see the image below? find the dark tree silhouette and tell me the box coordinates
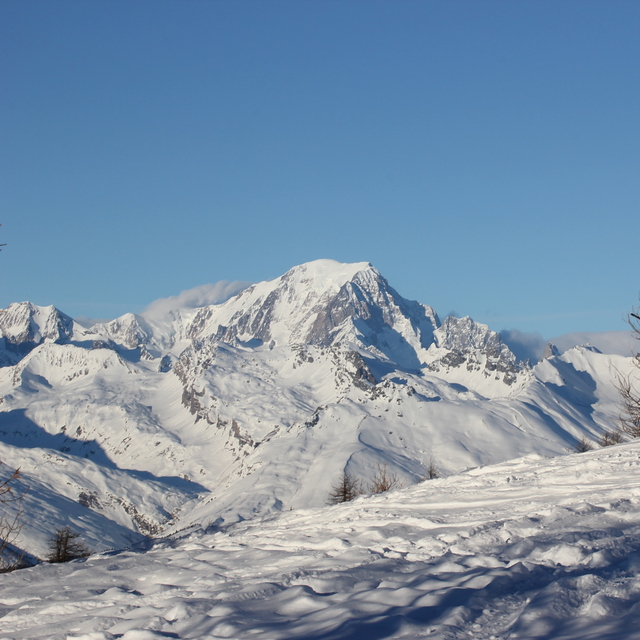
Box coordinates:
[327,471,362,505]
[425,457,440,479]
[47,526,90,563]
[574,436,594,453]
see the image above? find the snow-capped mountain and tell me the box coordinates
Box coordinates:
[0,260,635,559]
[0,302,79,364]
[184,261,438,355]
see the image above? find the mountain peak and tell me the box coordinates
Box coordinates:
[0,301,74,355]
[0,259,624,560]
[282,259,375,287]
[86,313,154,350]
[176,260,442,376]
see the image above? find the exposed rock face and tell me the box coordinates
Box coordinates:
[306,268,439,353]
[428,316,523,385]
[344,350,378,389]
[544,343,560,358]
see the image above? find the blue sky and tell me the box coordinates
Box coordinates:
[1,0,639,339]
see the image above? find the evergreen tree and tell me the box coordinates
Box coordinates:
[47,526,90,563]
[327,471,361,505]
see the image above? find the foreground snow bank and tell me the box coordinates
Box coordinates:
[3,443,640,639]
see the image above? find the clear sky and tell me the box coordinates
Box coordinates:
[1,0,639,339]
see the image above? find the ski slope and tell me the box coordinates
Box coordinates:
[2,441,640,639]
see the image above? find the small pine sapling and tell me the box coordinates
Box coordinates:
[327,471,362,505]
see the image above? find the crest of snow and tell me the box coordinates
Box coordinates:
[185,260,381,345]
[179,260,441,373]
[87,313,154,350]
[3,342,134,389]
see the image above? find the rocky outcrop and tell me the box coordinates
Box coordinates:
[428,316,524,385]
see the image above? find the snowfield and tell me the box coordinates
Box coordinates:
[3,442,640,639]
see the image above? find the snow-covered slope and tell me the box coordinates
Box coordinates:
[3,442,640,639]
[0,260,636,558]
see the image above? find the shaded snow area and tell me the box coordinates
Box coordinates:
[3,443,640,639]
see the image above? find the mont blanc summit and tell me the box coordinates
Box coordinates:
[0,260,631,557]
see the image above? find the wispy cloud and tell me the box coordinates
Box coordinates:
[499,329,546,363]
[500,328,636,363]
[549,331,637,357]
[141,281,252,322]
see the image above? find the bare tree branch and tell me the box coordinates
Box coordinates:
[0,464,28,572]
[617,302,640,437]
[368,463,403,494]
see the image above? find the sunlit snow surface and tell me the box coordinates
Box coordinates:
[3,443,640,639]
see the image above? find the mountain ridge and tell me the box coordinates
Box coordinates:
[0,259,633,558]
